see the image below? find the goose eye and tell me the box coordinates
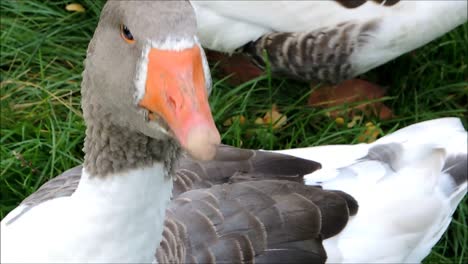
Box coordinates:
[120,24,135,44]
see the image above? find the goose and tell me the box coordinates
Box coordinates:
[0,1,356,263]
[1,1,466,264]
[191,1,467,83]
[275,117,468,262]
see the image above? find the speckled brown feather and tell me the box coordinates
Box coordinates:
[243,20,379,83]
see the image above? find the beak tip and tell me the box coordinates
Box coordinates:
[184,126,221,161]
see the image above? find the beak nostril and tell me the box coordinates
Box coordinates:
[167,96,177,111]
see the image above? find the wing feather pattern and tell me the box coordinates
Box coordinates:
[157,146,356,263]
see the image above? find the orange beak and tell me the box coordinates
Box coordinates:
[139,46,220,161]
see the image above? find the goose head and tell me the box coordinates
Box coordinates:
[81,1,219,162]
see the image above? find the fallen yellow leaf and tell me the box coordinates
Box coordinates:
[66,3,85,13]
[262,104,287,129]
[347,115,362,128]
[335,117,345,126]
[254,105,287,129]
[223,115,246,126]
[254,117,264,125]
[358,122,381,143]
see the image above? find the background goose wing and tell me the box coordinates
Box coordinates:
[193,1,466,82]
[3,165,82,225]
[21,165,82,206]
[192,1,466,53]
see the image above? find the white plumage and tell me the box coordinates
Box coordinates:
[1,165,173,263]
[276,117,467,262]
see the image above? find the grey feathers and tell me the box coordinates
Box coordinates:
[83,116,180,178]
[243,20,379,83]
[5,166,82,225]
[172,144,321,196]
[443,154,468,186]
[158,146,356,263]
[80,0,192,179]
[21,165,82,206]
[158,180,357,263]
[361,143,403,170]
[362,143,468,187]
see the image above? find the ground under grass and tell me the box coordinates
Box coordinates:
[1,1,467,263]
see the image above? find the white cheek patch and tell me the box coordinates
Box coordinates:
[151,36,197,51]
[134,44,151,103]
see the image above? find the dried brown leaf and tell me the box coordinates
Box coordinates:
[308,79,394,120]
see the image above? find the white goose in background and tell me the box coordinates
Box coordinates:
[191,0,468,83]
[275,117,467,262]
[1,1,467,264]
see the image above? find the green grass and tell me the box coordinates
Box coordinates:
[1,1,467,263]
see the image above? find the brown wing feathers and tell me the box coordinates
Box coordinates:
[158,181,357,263]
[21,165,83,206]
[158,147,358,263]
[172,145,322,197]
